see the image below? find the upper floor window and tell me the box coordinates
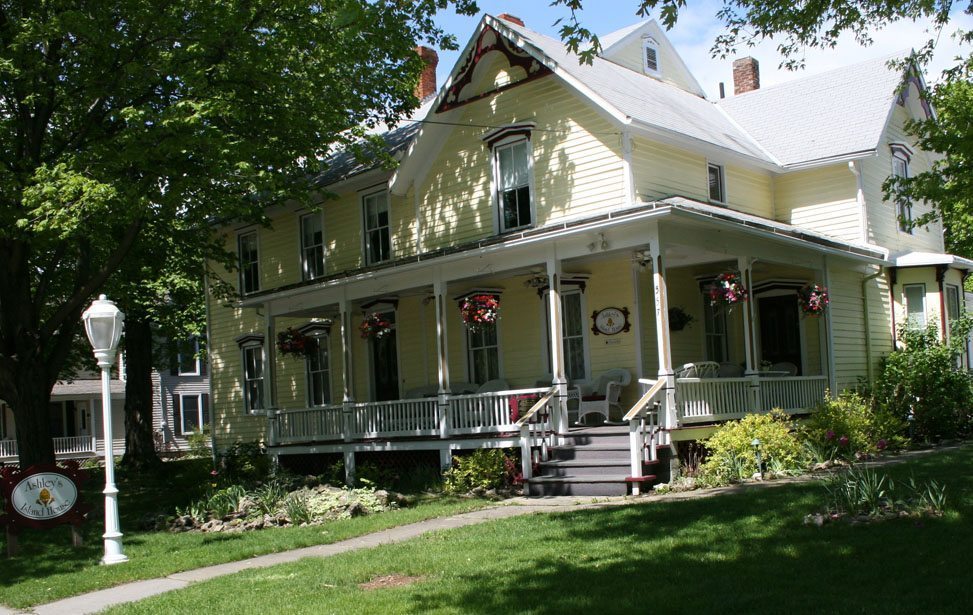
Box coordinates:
[177,338,201,376]
[300,212,326,280]
[642,37,660,75]
[238,231,260,294]
[241,341,264,413]
[362,191,391,265]
[903,283,926,329]
[495,139,532,232]
[707,163,725,205]
[891,144,913,233]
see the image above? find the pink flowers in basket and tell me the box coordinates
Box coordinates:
[460,294,500,331]
[359,313,392,339]
[798,284,830,316]
[276,328,317,358]
[708,272,748,306]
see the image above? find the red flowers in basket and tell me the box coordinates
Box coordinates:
[798,284,829,316]
[708,272,748,306]
[460,294,500,331]
[359,313,392,339]
[276,328,317,358]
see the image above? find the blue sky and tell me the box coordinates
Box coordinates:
[431,1,973,100]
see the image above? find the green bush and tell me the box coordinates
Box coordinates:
[876,320,973,441]
[219,442,272,485]
[442,448,520,495]
[355,460,398,489]
[185,428,212,460]
[698,411,807,487]
[799,392,907,459]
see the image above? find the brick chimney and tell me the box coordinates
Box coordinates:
[415,46,439,102]
[497,13,525,27]
[732,57,760,95]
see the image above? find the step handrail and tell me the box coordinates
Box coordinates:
[623,378,665,421]
[515,386,558,427]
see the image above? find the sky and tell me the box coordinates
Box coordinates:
[432,0,973,100]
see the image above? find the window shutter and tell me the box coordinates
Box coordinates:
[172,394,182,436]
[645,46,658,72]
[200,353,207,376]
[201,394,210,427]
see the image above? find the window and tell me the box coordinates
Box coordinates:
[494,139,532,232]
[238,231,260,294]
[946,284,961,326]
[363,191,391,265]
[891,144,912,233]
[904,284,927,328]
[642,37,660,74]
[468,323,500,385]
[545,291,588,381]
[300,213,326,280]
[306,335,331,407]
[703,299,729,362]
[242,343,264,412]
[177,338,201,376]
[707,163,725,204]
[176,394,209,435]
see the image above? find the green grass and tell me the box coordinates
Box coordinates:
[0,459,486,609]
[110,446,973,614]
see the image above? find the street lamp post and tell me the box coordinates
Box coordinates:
[82,294,128,565]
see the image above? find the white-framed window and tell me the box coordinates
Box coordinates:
[544,290,589,381]
[642,36,660,75]
[362,190,391,265]
[494,138,533,232]
[177,338,201,376]
[891,144,913,233]
[175,393,209,435]
[946,283,961,326]
[306,334,332,407]
[242,342,264,413]
[238,231,260,294]
[703,298,729,362]
[903,283,927,329]
[707,163,725,205]
[300,212,326,280]
[468,323,501,385]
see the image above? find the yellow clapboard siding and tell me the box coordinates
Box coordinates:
[775,164,862,243]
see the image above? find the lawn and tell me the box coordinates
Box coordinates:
[109,445,973,614]
[0,459,487,610]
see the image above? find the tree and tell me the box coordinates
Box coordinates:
[0,0,475,467]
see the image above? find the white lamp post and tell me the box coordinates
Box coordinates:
[82,294,128,565]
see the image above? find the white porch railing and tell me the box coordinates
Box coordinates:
[0,439,15,459]
[676,375,828,424]
[276,405,344,444]
[448,388,548,435]
[0,436,97,460]
[350,398,440,439]
[760,376,829,412]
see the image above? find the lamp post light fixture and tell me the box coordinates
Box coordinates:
[82,294,128,565]
[751,438,763,480]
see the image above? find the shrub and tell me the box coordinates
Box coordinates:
[355,460,398,489]
[823,467,947,518]
[185,428,212,460]
[219,442,272,484]
[442,448,520,495]
[799,392,907,459]
[876,320,973,441]
[697,411,807,487]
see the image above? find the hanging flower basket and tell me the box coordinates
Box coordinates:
[276,328,317,358]
[359,313,393,340]
[668,307,694,331]
[798,284,830,316]
[708,272,748,306]
[460,294,500,331]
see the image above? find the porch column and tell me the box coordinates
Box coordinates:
[546,253,568,434]
[338,297,355,446]
[647,224,676,432]
[737,256,761,411]
[433,272,452,440]
[822,256,838,394]
[262,304,278,446]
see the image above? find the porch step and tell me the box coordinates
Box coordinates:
[550,444,629,462]
[538,458,658,477]
[560,425,631,447]
[526,474,658,497]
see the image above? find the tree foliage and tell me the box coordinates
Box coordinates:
[0,0,476,465]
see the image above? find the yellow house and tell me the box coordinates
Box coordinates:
[205,14,970,495]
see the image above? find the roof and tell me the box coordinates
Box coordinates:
[894,251,973,270]
[51,378,125,399]
[717,53,909,167]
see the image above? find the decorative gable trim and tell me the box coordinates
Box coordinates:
[436,25,552,113]
[297,321,333,337]
[481,122,536,147]
[235,333,264,347]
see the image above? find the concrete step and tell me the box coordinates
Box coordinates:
[525,474,657,497]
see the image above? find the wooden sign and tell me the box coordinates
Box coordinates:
[1,462,90,556]
[591,307,630,335]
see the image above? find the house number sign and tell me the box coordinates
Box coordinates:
[591,307,630,335]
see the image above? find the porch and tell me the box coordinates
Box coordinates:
[0,435,98,463]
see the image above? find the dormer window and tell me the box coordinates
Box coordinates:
[891,143,913,233]
[483,123,535,233]
[642,37,660,75]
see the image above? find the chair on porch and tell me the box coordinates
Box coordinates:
[718,362,744,378]
[477,379,510,393]
[675,361,720,379]
[574,368,631,424]
[770,362,798,376]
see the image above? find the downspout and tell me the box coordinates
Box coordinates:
[861,269,883,387]
[848,161,868,244]
[936,265,949,341]
[621,130,635,206]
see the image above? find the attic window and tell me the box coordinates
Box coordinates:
[642,37,660,75]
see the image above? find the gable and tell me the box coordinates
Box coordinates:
[598,20,706,98]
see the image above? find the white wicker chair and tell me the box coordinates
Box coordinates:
[575,369,631,424]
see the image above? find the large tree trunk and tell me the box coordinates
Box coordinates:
[9,367,56,467]
[121,316,161,472]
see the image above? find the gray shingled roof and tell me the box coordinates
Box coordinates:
[312,122,420,188]
[497,18,771,162]
[717,52,908,167]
